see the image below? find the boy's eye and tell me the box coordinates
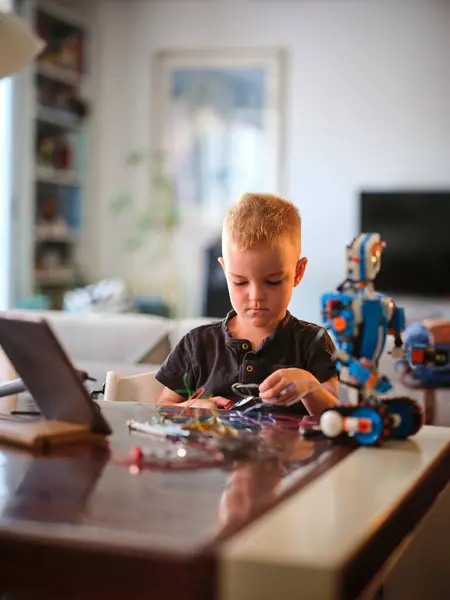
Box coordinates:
[266,280,283,286]
[233,281,248,286]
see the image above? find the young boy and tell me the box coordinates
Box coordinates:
[156,193,339,417]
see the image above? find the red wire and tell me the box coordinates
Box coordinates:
[112,453,223,471]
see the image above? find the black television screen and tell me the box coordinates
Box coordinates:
[360,191,450,297]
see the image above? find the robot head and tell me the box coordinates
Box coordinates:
[346,233,385,284]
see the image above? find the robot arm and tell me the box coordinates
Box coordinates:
[408,345,449,368]
[385,302,408,362]
[394,320,450,372]
[388,304,405,349]
[334,349,392,399]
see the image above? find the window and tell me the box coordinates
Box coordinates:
[0,0,13,308]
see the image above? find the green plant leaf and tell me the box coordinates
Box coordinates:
[124,234,143,253]
[152,150,165,165]
[147,245,167,262]
[164,205,180,229]
[125,150,145,167]
[135,212,153,232]
[153,174,173,191]
[109,193,133,215]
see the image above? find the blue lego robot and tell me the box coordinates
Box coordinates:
[318,233,448,446]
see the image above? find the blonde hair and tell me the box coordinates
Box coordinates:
[223,193,301,251]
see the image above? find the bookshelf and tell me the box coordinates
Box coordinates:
[31,0,90,309]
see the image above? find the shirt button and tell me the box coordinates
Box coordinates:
[246,365,254,373]
[242,343,249,350]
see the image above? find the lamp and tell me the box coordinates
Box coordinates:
[0,10,45,79]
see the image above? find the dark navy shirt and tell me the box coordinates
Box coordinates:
[155,310,337,416]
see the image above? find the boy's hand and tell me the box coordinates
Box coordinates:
[183,397,230,409]
[179,396,231,409]
[180,398,217,409]
[158,387,230,410]
[259,368,319,406]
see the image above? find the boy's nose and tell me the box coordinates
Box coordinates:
[248,284,265,301]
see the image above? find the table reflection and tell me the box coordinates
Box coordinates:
[1,443,109,523]
[217,427,322,534]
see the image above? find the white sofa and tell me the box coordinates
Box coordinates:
[3,309,219,390]
[1,308,430,408]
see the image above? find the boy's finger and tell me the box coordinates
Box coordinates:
[273,391,299,406]
[260,380,289,401]
[269,385,299,406]
[260,381,312,403]
[213,397,230,408]
[279,383,296,396]
[190,399,213,408]
[259,369,285,392]
[260,381,298,404]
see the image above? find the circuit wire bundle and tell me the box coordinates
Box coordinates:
[113,374,316,473]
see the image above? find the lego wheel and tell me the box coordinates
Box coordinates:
[383,397,424,439]
[319,402,392,446]
[351,402,392,446]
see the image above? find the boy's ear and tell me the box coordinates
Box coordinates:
[218,257,225,271]
[294,257,308,287]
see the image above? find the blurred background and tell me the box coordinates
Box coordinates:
[1,0,450,324]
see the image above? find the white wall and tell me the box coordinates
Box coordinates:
[92,0,450,322]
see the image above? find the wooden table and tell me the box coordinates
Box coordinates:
[0,402,448,600]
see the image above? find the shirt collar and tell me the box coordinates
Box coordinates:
[222,309,292,349]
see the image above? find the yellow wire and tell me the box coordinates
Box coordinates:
[176,390,240,438]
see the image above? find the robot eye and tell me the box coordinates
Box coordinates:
[371,241,386,258]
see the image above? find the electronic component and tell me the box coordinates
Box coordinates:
[127,419,190,439]
[117,405,281,472]
[230,383,262,409]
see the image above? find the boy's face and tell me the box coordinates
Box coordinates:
[219,238,307,329]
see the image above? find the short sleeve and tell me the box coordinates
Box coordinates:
[306,329,337,383]
[155,333,198,396]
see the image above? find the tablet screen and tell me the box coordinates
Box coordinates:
[0,312,112,435]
